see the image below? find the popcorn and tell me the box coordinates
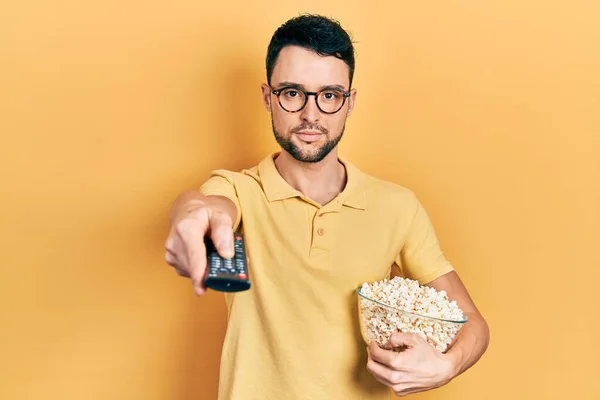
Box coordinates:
[358,277,466,353]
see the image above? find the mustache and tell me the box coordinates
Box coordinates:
[290,123,328,135]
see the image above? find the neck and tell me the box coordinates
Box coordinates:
[274,150,346,206]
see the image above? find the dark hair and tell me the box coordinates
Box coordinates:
[266,14,356,87]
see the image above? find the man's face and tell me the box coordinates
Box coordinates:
[261,46,357,163]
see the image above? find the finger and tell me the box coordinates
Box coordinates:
[386,332,420,350]
[165,250,178,266]
[368,341,406,371]
[176,215,210,295]
[165,241,193,287]
[394,386,421,397]
[186,230,208,295]
[165,239,194,277]
[366,353,407,387]
[366,356,394,387]
[165,234,189,269]
[208,211,234,258]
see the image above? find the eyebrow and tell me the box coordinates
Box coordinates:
[275,81,348,92]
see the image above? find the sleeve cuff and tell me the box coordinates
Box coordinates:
[414,263,454,285]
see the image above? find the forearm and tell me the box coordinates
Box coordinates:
[168,191,238,227]
[445,311,490,379]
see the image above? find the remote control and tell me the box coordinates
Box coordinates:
[204,233,251,292]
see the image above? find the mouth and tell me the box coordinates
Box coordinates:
[295,130,323,143]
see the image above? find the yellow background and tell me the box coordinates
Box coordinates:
[1,1,599,399]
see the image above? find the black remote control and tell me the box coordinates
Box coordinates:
[204,233,251,292]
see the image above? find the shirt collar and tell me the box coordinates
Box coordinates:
[257,152,366,210]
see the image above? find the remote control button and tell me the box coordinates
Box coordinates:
[238,273,247,280]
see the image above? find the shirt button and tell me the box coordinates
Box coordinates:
[317,228,325,236]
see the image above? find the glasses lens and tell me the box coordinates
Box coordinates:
[317,90,345,113]
[278,88,306,112]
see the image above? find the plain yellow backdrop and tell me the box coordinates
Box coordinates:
[1,0,599,399]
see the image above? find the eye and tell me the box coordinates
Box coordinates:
[321,91,340,101]
[283,89,299,98]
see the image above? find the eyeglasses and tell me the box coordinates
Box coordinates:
[269,85,351,114]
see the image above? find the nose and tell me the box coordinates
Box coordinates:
[299,95,320,124]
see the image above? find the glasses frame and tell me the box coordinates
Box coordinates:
[269,85,351,114]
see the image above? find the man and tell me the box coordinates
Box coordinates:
[165,14,489,399]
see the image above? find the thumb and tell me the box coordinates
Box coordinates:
[208,211,235,259]
[385,332,419,351]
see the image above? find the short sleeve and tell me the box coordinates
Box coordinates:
[199,170,242,232]
[396,196,454,284]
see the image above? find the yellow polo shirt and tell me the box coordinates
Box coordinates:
[199,152,454,400]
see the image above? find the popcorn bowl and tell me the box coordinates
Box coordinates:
[357,286,468,353]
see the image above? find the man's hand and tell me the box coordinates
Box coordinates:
[366,332,456,397]
[164,193,237,295]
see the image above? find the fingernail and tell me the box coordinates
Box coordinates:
[219,241,234,258]
[222,247,233,257]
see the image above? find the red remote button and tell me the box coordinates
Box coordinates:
[238,273,247,280]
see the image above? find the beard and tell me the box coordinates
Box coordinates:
[271,118,345,163]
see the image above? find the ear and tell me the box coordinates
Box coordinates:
[345,88,358,118]
[261,83,272,112]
